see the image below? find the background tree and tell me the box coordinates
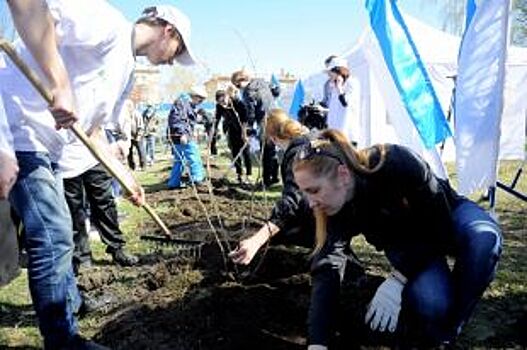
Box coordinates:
[513,0,527,45]
[160,66,200,103]
[418,0,527,46]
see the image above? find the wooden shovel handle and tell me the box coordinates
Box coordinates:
[0,39,172,238]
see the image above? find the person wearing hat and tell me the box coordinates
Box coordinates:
[1,1,196,348]
[324,56,359,145]
[167,86,207,189]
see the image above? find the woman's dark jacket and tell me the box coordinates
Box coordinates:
[306,143,462,345]
[215,98,248,143]
[269,136,313,237]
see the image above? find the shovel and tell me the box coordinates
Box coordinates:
[0,38,174,239]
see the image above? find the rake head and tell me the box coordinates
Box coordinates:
[140,235,204,260]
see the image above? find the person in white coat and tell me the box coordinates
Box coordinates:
[325,56,359,145]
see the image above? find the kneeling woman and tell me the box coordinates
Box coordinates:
[229,109,313,265]
[291,130,501,348]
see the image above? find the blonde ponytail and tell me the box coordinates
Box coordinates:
[313,209,328,254]
[294,129,387,254]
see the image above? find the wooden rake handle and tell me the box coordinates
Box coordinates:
[0,39,173,238]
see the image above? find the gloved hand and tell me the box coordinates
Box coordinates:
[307,345,327,350]
[365,272,406,333]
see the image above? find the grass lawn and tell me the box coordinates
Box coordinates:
[0,144,525,349]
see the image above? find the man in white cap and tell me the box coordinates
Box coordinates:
[167,85,207,189]
[0,1,196,348]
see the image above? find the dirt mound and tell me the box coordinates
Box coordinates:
[87,239,388,350]
[72,170,526,350]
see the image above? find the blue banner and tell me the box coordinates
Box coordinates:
[270,74,280,88]
[288,80,305,120]
[465,0,477,30]
[365,0,451,148]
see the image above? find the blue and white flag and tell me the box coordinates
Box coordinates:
[365,0,452,149]
[465,0,477,30]
[454,0,510,195]
[270,74,280,88]
[289,80,305,120]
[270,73,282,108]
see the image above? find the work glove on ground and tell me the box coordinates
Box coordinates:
[307,345,327,350]
[365,271,406,333]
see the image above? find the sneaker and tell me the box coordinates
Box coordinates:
[110,249,139,267]
[167,183,187,190]
[76,293,115,318]
[60,334,111,350]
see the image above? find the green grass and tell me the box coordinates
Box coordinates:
[0,142,524,348]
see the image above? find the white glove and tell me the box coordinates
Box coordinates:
[365,272,406,333]
[307,345,328,350]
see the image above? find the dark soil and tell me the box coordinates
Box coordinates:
[74,174,526,350]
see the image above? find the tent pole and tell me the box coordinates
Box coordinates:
[488,185,496,213]
[495,159,527,202]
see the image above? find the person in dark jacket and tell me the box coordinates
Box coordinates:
[167,86,207,189]
[229,108,313,262]
[275,129,499,349]
[215,88,252,184]
[231,70,279,187]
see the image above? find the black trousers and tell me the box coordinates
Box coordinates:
[262,141,279,185]
[63,163,125,265]
[228,135,252,177]
[128,138,145,170]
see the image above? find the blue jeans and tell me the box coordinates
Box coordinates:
[389,199,502,344]
[167,141,205,188]
[105,129,122,198]
[9,152,81,349]
[144,135,156,164]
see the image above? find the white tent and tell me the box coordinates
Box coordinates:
[302,14,527,165]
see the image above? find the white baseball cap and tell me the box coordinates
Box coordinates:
[189,85,207,99]
[326,56,348,71]
[141,5,197,66]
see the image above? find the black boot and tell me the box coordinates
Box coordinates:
[110,249,138,266]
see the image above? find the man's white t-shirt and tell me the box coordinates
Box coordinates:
[0,0,136,178]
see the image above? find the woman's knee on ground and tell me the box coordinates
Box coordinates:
[404,277,450,324]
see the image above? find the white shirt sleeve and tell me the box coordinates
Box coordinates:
[0,96,15,159]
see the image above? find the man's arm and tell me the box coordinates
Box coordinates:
[0,105,18,199]
[7,0,77,129]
